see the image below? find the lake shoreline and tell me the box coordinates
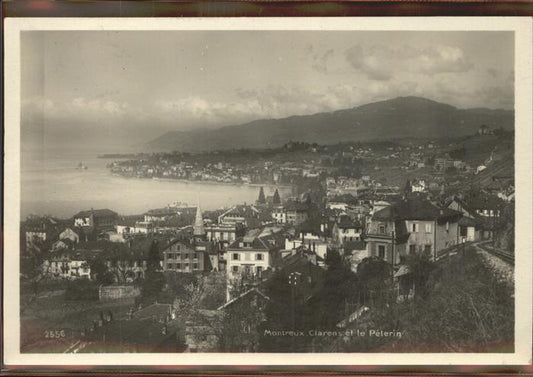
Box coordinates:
[110,173,294,190]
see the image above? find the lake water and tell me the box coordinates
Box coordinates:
[21,148,291,219]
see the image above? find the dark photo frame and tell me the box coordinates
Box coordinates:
[3,3,532,376]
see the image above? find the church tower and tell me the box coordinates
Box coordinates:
[193,201,206,243]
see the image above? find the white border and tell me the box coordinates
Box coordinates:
[4,17,532,366]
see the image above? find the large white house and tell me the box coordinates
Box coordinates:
[226,229,278,279]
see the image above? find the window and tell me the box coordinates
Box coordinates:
[256,253,263,261]
[411,223,418,232]
[167,263,173,269]
[175,263,181,270]
[378,245,385,259]
[232,266,239,273]
[409,245,416,254]
[193,263,198,269]
[232,253,240,261]
[379,225,386,234]
[425,223,432,233]
[181,253,186,260]
[256,266,263,275]
[424,245,431,254]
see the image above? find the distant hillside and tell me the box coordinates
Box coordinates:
[145,96,514,152]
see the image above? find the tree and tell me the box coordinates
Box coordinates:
[219,294,268,352]
[140,269,166,304]
[273,189,281,205]
[398,250,513,352]
[20,236,53,311]
[356,257,393,308]
[317,249,358,327]
[257,186,266,204]
[146,239,161,272]
[259,270,310,352]
[403,248,434,302]
[90,257,115,285]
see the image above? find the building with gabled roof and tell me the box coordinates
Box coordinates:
[73,208,118,232]
[22,215,64,249]
[143,205,196,223]
[226,230,279,281]
[217,204,261,228]
[162,203,218,272]
[161,238,213,273]
[272,200,310,225]
[366,197,462,264]
[331,215,364,245]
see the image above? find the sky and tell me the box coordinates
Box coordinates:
[21,30,514,150]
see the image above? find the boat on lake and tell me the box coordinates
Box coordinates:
[76,162,88,170]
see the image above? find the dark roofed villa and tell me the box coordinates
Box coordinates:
[372,198,462,223]
[73,209,118,232]
[367,197,463,265]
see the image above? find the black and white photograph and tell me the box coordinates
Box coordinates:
[3,17,532,365]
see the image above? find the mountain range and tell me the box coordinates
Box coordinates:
[144,96,514,153]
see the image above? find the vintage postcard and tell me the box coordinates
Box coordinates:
[3,17,532,367]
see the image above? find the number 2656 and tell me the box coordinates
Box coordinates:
[44,330,66,338]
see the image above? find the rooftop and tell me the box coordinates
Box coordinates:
[373,198,462,222]
[73,209,118,219]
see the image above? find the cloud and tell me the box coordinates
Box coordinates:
[310,49,334,74]
[345,43,473,81]
[345,45,396,81]
[23,96,133,124]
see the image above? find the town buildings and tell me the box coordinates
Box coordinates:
[272,201,310,225]
[205,222,245,250]
[162,204,217,272]
[43,250,96,279]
